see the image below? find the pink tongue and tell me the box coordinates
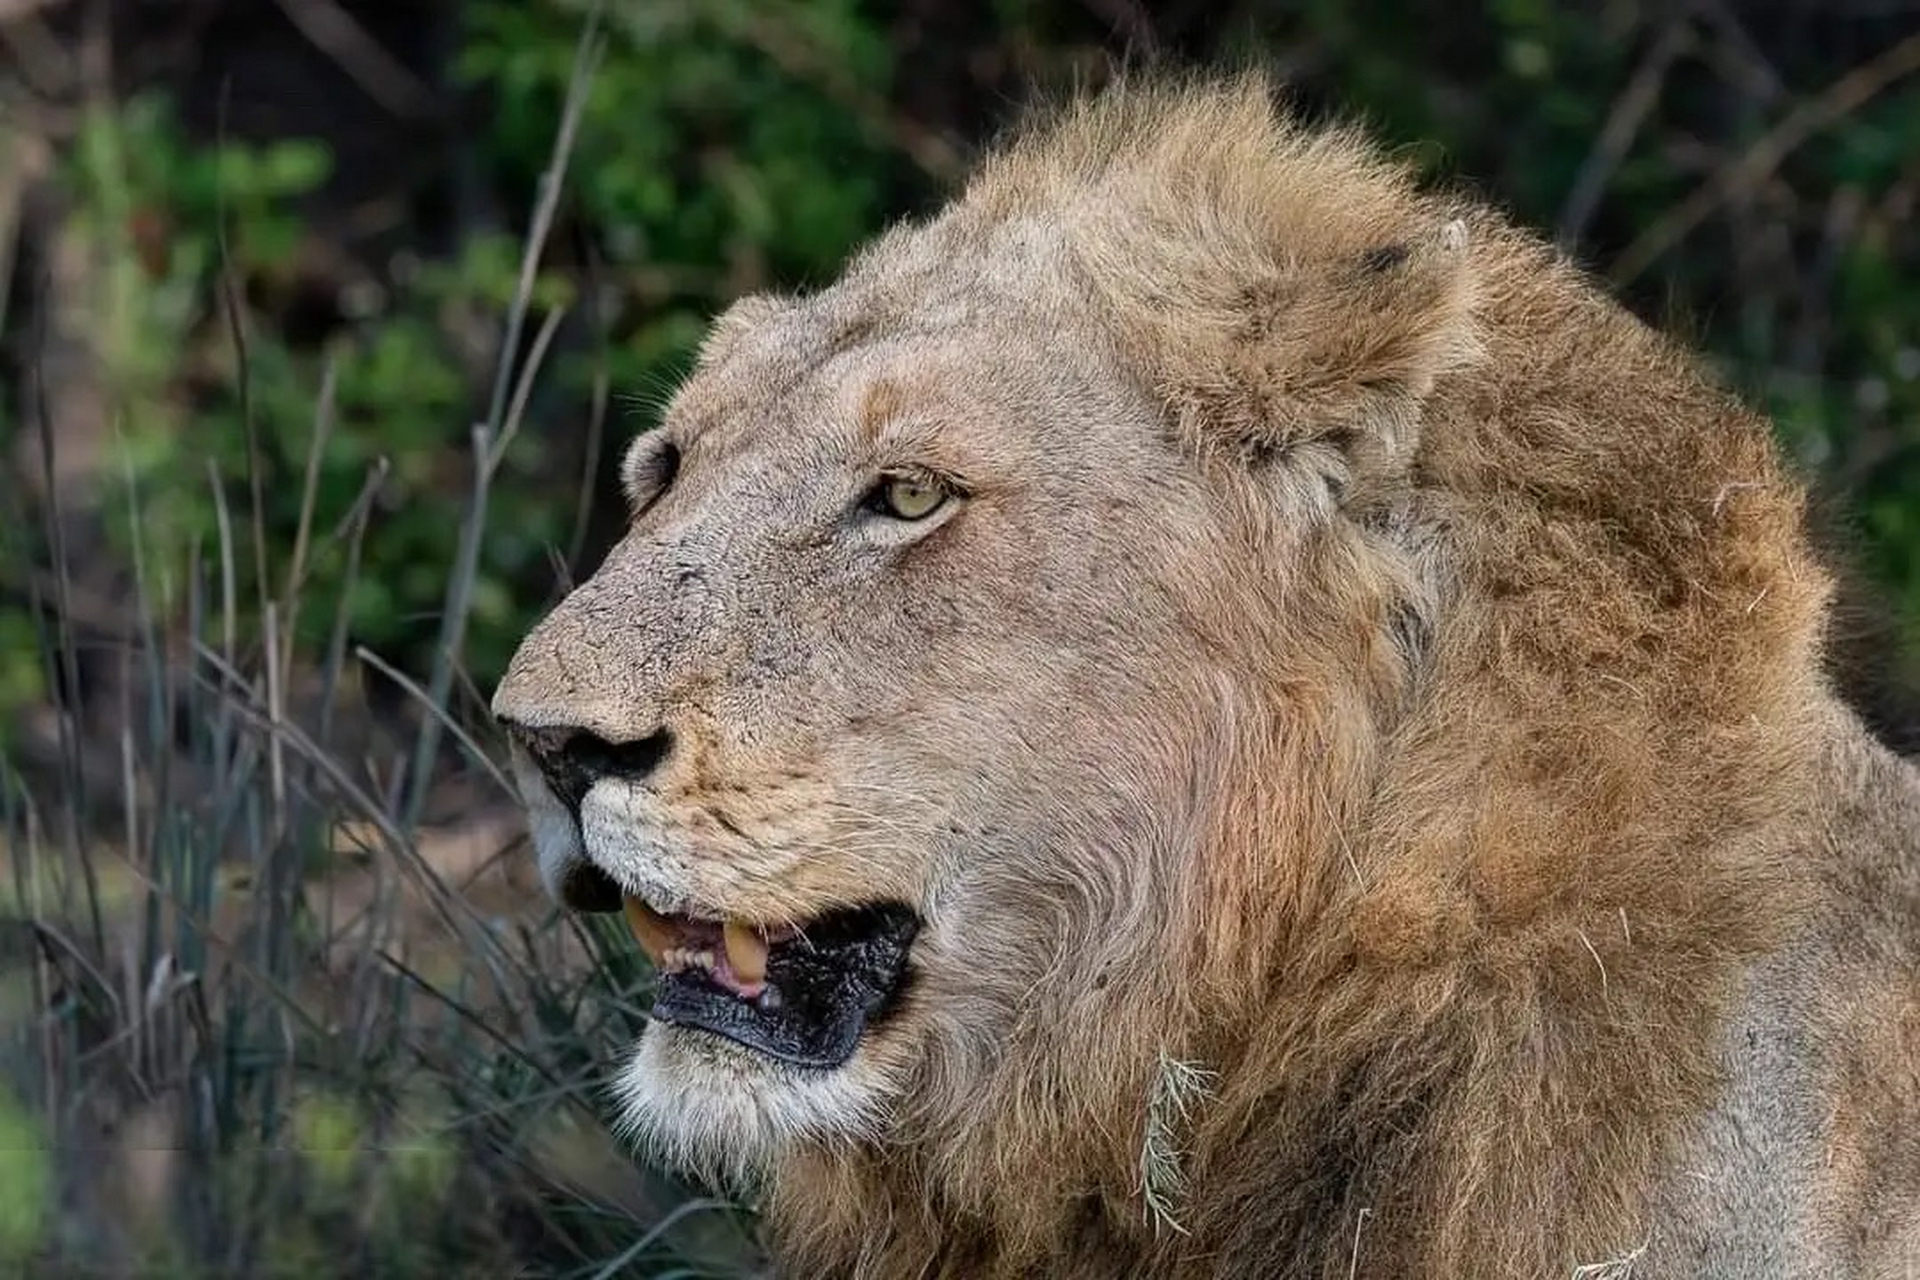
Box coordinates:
[620,899,776,1000]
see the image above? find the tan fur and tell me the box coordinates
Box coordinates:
[492,74,1920,1278]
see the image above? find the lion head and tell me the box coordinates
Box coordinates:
[492,77,1892,1277]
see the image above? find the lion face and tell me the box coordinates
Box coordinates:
[491,250,1236,1175]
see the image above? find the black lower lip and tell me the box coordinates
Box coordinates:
[648,903,919,1069]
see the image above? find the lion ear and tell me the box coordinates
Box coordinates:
[1170,218,1479,499]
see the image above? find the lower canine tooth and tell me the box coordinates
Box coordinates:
[723,919,769,986]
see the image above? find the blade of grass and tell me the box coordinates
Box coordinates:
[26,270,103,954]
[566,263,614,578]
[278,355,339,687]
[355,647,514,795]
[575,1197,738,1280]
[317,458,389,754]
[212,82,272,655]
[399,6,605,838]
[192,643,510,966]
[484,302,569,477]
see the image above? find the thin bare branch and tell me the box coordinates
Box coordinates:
[1612,30,1920,287]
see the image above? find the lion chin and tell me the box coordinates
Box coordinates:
[611,1021,898,1188]
[493,71,1920,1280]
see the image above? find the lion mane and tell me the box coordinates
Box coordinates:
[766,78,1920,1278]
[497,75,1920,1278]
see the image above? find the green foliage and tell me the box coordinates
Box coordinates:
[0,1091,50,1268]
[20,0,913,696]
[60,93,328,429]
[0,511,41,747]
[458,0,905,401]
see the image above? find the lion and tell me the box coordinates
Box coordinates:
[490,75,1920,1278]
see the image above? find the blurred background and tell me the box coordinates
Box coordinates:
[0,0,1916,1275]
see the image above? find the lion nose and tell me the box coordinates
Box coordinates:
[501,720,675,812]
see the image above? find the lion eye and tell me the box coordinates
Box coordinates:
[874,476,948,521]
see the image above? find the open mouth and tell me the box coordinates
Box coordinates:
[623,897,919,1069]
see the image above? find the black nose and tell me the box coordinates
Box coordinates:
[504,722,674,812]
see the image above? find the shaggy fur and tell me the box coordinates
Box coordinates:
[492,75,1920,1278]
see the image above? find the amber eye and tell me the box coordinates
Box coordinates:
[873,475,948,521]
